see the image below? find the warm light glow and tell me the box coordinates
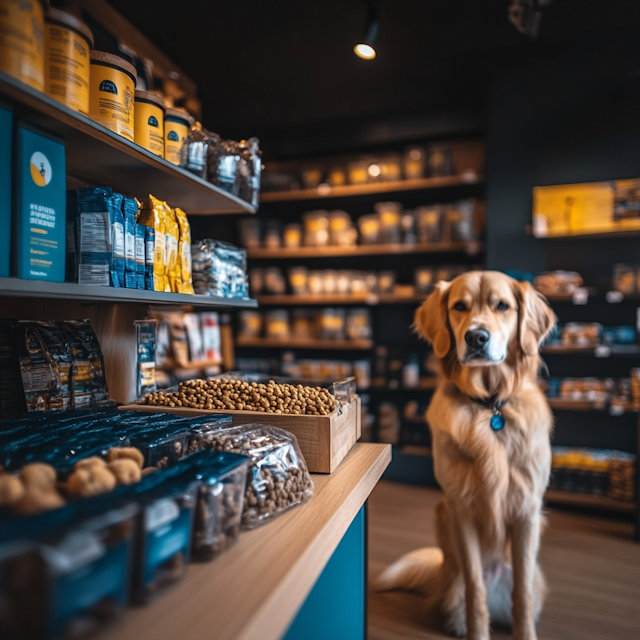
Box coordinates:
[354,43,376,59]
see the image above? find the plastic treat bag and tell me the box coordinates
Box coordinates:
[191,239,248,299]
[165,206,180,293]
[138,195,166,291]
[107,193,125,287]
[123,196,139,288]
[175,207,194,294]
[199,423,314,529]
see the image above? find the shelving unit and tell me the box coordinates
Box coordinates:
[0,73,255,214]
[544,490,636,513]
[247,241,482,259]
[0,277,257,308]
[236,337,373,350]
[260,174,483,202]
[257,293,426,306]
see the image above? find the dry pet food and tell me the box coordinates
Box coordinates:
[144,377,337,415]
[200,424,314,528]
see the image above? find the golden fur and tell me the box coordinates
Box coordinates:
[376,271,556,640]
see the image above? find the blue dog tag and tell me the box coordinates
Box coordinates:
[490,413,505,431]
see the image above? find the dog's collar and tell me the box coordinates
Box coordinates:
[469,394,507,431]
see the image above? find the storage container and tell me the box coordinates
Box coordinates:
[134,90,165,157]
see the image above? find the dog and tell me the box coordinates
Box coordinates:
[375,271,556,640]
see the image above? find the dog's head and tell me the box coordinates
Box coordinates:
[415,271,555,368]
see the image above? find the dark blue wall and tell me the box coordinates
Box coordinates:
[486,33,640,284]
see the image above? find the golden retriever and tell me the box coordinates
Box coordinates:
[375,271,556,640]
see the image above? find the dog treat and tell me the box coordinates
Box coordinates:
[67,465,117,497]
[74,455,107,471]
[107,459,142,485]
[143,377,337,415]
[200,424,314,528]
[20,463,57,488]
[107,446,145,469]
[14,485,65,514]
[0,474,25,506]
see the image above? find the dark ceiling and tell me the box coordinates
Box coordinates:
[109,0,640,157]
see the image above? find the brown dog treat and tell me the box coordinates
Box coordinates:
[0,475,25,506]
[14,486,65,514]
[107,447,144,469]
[74,456,107,471]
[67,466,117,498]
[141,466,159,477]
[107,459,142,485]
[20,463,57,489]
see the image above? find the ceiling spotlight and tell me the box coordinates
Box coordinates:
[354,0,379,60]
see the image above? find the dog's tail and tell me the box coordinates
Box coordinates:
[373,547,444,596]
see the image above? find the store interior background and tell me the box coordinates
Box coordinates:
[3,0,640,637]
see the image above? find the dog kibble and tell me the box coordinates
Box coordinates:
[143,378,337,416]
[200,424,314,528]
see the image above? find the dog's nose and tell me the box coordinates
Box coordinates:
[465,328,490,350]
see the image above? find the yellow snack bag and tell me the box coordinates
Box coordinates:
[164,206,180,293]
[138,195,166,291]
[175,207,194,294]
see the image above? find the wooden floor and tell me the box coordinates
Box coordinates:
[368,481,640,640]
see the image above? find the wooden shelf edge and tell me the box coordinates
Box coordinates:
[0,277,258,308]
[247,241,483,259]
[256,294,426,306]
[260,174,483,202]
[102,443,391,640]
[236,337,374,350]
[545,489,636,513]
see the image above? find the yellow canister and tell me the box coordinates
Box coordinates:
[44,8,93,114]
[164,107,193,166]
[89,50,136,141]
[134,90,165,157]
[0,0,47,90]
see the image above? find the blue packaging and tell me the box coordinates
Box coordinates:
[123,196,138,288]
[135,223,146,289]
[0,496,137,640]
[76,187,112,287]
[0,105,11,277]
[13,121,66,282]
[108,193,125,287]
[145,226,155,290]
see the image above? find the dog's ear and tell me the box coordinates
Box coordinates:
[515,280,556,356]
[414,281,452,358]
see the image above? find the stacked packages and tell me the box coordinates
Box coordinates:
[66,189,194,293]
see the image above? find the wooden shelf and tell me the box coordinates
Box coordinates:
[371,378,439,391]
[545,489,636,513]
[236,336,374,350]
[156,359,222,372]
[0,72,255,215]
[256,293,426,306]
[104,443,391,640]
[247,241,482,260]
[542,344,640,357]
[0,277,258,308]
[546,397,639,414]
[259,174,483,202]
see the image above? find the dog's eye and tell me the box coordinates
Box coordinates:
[453,301,467,312]
[496,301,509,311]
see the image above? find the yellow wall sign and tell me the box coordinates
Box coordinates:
[532,178,640,237]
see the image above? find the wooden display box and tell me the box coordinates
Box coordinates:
[119,395,361,473]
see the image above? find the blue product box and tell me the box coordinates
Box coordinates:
[0,105,11,277]
[13,121,66,282]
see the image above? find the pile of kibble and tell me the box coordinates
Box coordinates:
[143,378,337,415]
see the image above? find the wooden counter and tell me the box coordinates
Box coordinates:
[108,443,391,640]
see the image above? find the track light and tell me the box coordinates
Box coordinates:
[354,0,379,60]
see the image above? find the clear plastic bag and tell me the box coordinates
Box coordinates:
[191,240,248,299]
[200,424,314,528]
